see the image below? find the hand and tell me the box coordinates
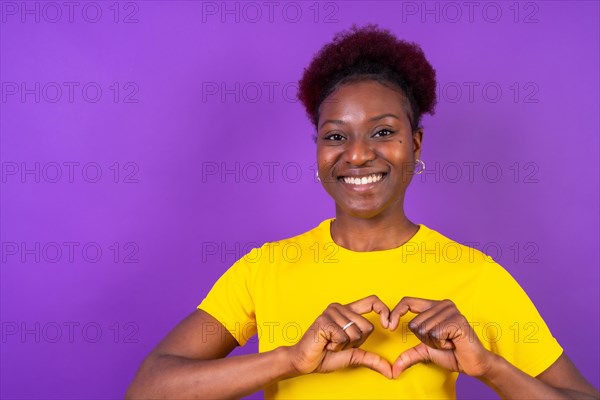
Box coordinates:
[287,295,393,379]
[388,297,495,379]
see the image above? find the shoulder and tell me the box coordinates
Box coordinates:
[416,223,495,268]
[237,218,333,265]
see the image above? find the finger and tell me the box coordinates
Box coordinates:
[389,297,438,331]
[323,348,393,379]
[345,295,390,329]
[392,343,431,378]
[436,317,474,352]
[336,309,376,348]
[320,317,351,352]
[432,320,463,351]
[407,302,457,349]
[326,304,373,351]
[410,300,471,351]
[308,311,349,353]
[322,306,371,351]
[340,320,369,350]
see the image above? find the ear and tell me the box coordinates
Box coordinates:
[412,129,423,159]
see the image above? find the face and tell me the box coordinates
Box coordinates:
[316,80,423,219]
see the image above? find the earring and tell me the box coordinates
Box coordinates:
[316,171,321,182]
[415,159,425,175]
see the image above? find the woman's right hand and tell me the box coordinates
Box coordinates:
[286,295,393,379]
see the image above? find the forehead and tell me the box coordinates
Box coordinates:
[318,80,410,122]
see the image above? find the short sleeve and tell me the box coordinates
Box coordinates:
[471,256,563,377]
[197,248,260,346]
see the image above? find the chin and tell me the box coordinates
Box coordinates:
[336,201,389,219]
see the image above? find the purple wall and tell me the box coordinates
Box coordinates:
[1,1,598,399]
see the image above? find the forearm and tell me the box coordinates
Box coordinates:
[125,346,298,399]
[480,354,598,400]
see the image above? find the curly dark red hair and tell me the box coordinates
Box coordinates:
[298,24,437,131]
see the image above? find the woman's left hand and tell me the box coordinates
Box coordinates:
[388,297,496,379]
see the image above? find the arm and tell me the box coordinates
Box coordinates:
[482,352,599,399]
[125,309,299,399]
[126,295,393,399]
[389,297,599,400]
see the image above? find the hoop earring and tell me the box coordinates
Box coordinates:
[316,171,320,182]
[415,159,425,175]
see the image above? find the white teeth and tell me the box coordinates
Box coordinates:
[341,173,383,185]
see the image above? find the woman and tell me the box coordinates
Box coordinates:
[126,25,598,399]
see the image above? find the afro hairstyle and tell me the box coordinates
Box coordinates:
[297,24,437,132]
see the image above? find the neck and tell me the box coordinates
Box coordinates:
[331,207,419,252]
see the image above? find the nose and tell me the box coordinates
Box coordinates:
[342,137,376,166]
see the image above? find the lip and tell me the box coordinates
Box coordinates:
[337,170,387,179]
[337,172,387,191]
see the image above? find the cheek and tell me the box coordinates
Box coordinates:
[316,148,339,171]
[376,142,409,161]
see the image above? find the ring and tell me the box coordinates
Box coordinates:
[341,321,355,331]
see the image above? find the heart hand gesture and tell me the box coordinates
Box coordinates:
[287,295,495,380]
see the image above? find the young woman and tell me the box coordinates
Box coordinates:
[126,24,599,399]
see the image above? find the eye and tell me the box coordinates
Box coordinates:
[324,133,345,141]
[373,129,395,138]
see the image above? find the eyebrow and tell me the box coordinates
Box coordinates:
[318,113,401,129]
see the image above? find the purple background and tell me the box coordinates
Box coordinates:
[1,1,598,399]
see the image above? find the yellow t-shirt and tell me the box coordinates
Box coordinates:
[198,219,563,399]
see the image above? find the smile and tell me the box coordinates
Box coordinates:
[339,173,385,186]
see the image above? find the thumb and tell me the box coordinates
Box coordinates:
[322,348,393,379]
[392,343,431,378]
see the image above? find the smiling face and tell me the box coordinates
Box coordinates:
[316,80,423,219]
